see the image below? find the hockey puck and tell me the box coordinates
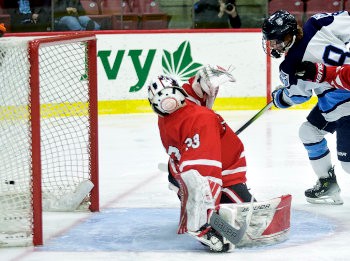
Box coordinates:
[5,180,15,185]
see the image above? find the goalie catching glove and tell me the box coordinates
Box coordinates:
[192,65,236,108]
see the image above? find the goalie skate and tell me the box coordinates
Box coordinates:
[188,225,232,252]
[305,167,343,205]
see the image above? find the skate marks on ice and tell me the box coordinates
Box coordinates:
[39,208,336,252]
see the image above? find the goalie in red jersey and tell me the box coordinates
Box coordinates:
[148,65,292,252]
[148,67,254,252]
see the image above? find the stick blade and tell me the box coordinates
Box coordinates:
[209,212,247,245]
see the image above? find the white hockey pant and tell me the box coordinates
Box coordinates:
[299,121,333,178]
[300,121,350,175]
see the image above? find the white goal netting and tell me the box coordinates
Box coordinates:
[0,35,98,247]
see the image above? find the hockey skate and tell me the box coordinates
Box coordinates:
[188,225,233,252]
[305,166,343,205]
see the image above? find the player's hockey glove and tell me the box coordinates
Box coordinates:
[295,61,326,83]
[271,86,291,109]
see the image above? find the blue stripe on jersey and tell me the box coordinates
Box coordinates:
[287,93,311,104]
[304,139,330,159]
[318,90,350,112]
[283,87,311,104]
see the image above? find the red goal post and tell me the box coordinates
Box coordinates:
[0,33,99,247]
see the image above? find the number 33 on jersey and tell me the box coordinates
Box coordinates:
[158,101,247,187]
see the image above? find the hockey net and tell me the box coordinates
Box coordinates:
[0,34,99,247]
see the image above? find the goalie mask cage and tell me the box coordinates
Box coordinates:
[0,33,99,247]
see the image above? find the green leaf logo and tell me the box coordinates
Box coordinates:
[162,41,203,81]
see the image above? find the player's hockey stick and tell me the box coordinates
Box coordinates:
[235,101,273,135]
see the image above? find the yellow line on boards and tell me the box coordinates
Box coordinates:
[98,97,318,115]
[0,97,318,119]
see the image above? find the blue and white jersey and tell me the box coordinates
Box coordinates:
[279,11,350,122]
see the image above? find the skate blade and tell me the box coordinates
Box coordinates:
[306,195,344,205]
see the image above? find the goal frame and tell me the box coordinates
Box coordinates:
[28,33,99,246]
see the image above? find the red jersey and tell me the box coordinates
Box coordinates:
[158,101,247,188]
[182,76,207,106]
[325,65,350,91]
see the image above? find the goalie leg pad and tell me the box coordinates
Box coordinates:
[219,205,240,230]
[221,194,292,247]
[177,170,215,233]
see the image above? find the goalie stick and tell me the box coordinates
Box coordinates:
[209,196,253,245]
[235,101,273,135]
[209,212,246,245]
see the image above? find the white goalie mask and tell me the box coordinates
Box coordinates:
[148,75,188,116]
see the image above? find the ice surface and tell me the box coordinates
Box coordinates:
[2,110,350,261]
[39,208,335,252]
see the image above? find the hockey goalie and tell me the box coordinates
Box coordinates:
[147,65,291,252]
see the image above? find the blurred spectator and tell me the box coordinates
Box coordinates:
[0,23,6,36]
[4,0,50,32]
[193,0,241,29]
[53,0,100,31]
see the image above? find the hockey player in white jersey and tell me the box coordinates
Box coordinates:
[262,10,350,205]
